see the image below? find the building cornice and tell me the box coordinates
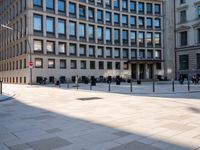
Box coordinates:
[176,25,191,32]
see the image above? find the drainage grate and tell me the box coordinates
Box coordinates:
[77,97,102,101]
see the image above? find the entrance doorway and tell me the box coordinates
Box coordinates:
[131,64,136,79]
[139,64,145,79]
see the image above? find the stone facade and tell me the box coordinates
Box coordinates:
[0,0,166,84]
[175,0,200,79]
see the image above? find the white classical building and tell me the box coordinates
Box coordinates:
[175,0,200,79]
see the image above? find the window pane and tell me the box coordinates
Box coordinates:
[46,17,54,33]
[34,15,42,31]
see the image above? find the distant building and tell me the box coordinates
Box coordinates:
[175,0,200,79]
[0,0,168,84]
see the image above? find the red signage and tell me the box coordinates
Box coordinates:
[29,61,33,68]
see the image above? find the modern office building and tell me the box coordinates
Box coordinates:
[175,0,200,79]
[0,0,167,84]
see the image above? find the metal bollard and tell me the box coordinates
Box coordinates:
[188,79,190,91]
[108,81,111,92]
[130,80,133,93]
[153,78,155,93]
[0,81,2,94]
[172,80,175,92]
[90,82,92,90]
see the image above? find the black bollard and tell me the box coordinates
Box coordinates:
[108,81,111,92]
[0,81,2,94]
[130,80,133,93]
[172,80,175,92]
[188,78,190,91]
[153,78,155,93]
[90,82,92,90]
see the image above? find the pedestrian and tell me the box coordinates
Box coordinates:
[75,75,79,87]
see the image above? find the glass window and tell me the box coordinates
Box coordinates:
[180,10,187,23]
[130,1,136,12]
[130,31,137,46]
[146,18,152,29]
[146,32,153,47]
[180,31,187,46]
[155,50,161,59]
[60,59,66,69]
[138,17,145,28]
[46,0,54,10]
[138,2,144,14]
[69,2,76,15]
[155,32,161,47]
[58,0,65,13]
[155,4,161,14]
[58,19,66,35]
[97,26,103,40]
[147,50,153,59]
[69,21,76,37]
[139,49,145,59]
[122,0,128,10]
[105,0,111,8]
[138,31,145,47]
[114,29,120,42]
[69,44,76,55]
[122,15,128,25]
[34,14,42,31]
[97,9,103,21]
[114,13,120,24]
[114,48,120,58]
[114,0,119,9]
[81,61,86,69]
[71,60,77,69]
[146,3,152,14]
[154,18,161,29]
[115,62,121,70]
[89,25,95,39]
[106,11,111,23]
[46,41,55,53]
[46,17,55,33]
[130,16,136,27]
[106,28,111,42]
[131,49,137,59]
[34,40,43,52]
[59,42,66,54]
[79,5,86,18]
[35,58,43,68]
[107,62,112,69]
[90,61,95,69]
[48,59,55,68]
[106,47,112,58]
[198,6,200,18]
[99,61,104,69]
[97,47,103,57]
[88,7,95,20]
[79,23,86,38]
[179,55,189,70]
[122,30,128,43]
[89,46,95,57]
[123,49,128,58]
[79,45,86,56]
[33,0,42,7]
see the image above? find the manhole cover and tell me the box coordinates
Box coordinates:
[77,97,102,101]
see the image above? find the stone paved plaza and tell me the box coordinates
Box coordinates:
[0,83,200,150]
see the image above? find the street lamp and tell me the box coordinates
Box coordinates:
[1,24,33,85]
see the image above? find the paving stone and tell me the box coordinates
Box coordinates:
[109,141,161,150]
[22,115,55,120]
[46,128,62,134]
[27,137,72,150]
[9,144,31,150]
[161,123,195,132]
[113,131,131,137]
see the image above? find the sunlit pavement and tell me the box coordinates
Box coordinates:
[0,84,200,150]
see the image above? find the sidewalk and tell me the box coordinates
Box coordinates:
[0,93,14,102]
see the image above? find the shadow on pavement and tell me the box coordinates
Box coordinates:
[0,91,198,150]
